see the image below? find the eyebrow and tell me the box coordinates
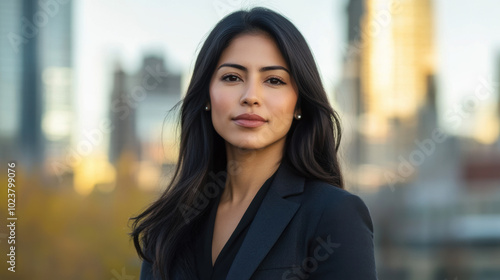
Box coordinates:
[217,63,290,74]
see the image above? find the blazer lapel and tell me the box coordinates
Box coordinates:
[226,161,305,280]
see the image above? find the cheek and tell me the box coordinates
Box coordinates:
[209,86,234,125]
[268,94,297,121]
[211,95,229,108]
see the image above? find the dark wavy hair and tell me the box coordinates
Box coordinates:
[130,6,343,280]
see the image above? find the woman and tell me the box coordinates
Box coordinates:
[131,7,377,280]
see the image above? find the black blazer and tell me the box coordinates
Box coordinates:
[140,162,377,279]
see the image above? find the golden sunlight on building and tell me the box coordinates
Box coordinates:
[73,155,116,196]
[361,0,435,138]
[473,114,500,145]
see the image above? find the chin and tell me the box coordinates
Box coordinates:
[224,136,266,150]
[229,141,264,150]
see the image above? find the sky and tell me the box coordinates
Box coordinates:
[72,0,500,151]
[434,0,500,139]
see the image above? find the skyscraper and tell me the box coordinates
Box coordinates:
[108,63,139,165]
[360,0,435,138]
[338,0,437,190]
[39,0,74,164]
[18,0,44,171]
[336,0,366,183]
[108,55,181,190]
[135,55,181,164]
[0,0,22,161]
[2,0,74,176]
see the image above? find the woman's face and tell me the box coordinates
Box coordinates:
[209,32,299,151]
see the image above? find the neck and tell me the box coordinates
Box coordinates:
[221,140,284,205]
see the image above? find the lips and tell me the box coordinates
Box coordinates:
[233,113,267,128]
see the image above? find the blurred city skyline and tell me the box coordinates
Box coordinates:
[1,1,499,186]
[72,0,500,151]
[1,1,500,278]
[3,0,500,160]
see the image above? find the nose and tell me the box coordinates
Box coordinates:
[240,76,262,106]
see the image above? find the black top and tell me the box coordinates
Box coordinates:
[139,161,376,280]
[194,171,277,280]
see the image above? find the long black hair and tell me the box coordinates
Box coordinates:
[130,6,343,280]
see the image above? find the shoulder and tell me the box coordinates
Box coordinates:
[302,179,369,212]
[280,177,377,278]
[302,179,356,202]
[300,180,377,278]
[301,179,374,232]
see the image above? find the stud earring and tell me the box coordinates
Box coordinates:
[295,114,302,120]
[205,105,210,111]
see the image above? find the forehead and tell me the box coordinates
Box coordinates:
[216,32,288,67]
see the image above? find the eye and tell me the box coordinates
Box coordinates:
[221,74,242,82]
[266,77,286,86]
